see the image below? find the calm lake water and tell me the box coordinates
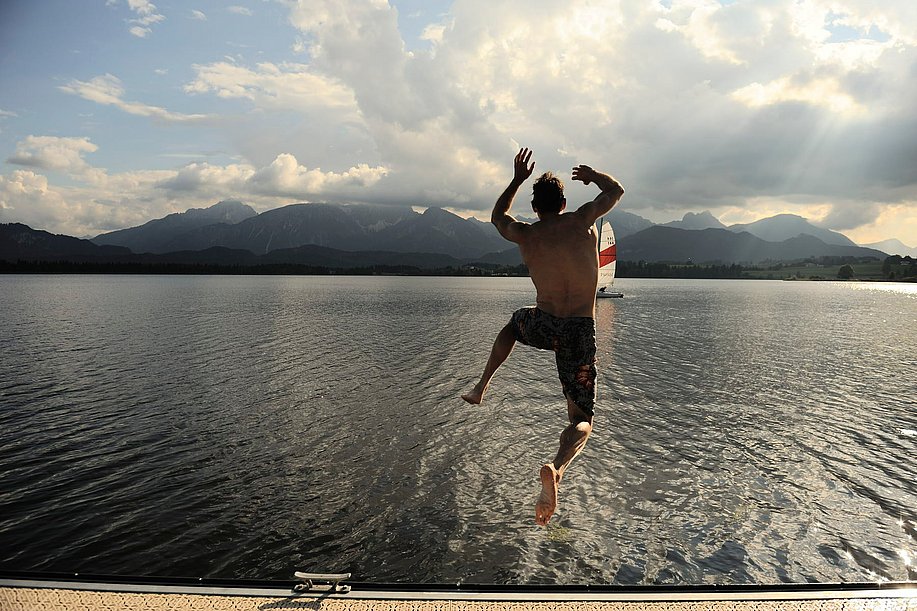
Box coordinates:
[0,275,915,585]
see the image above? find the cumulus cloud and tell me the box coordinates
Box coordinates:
[263,0,917,235]
[191,9,207,21]
[7,136,99,175]
[157,153,388,200]
[246,154,388,197]
[183,61,374,172]
[157,162,255,193]
[0,171,73,231]
[185,62,357,114]
[0,168,171,236]
[731,75,864,114]
[60,74,210,123]
[420,22,448,45]
[263,0,513,207]
[98,0,902,234]
[108,0,165,37]
[0,143,388,236]
[228,6,253,16]
[313,2,912,211]
[826,1,917,46]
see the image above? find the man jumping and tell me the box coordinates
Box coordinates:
[461,147,624,526]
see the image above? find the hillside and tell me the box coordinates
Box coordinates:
[1,223,134,262]
[3,222,468,270]
[605,209,655,238]
[618,226,885,264]
[94,201,507,259]
[728,214,855,247]
[92,200,256,253]
[863,238,915,257]
[663,211,726,230]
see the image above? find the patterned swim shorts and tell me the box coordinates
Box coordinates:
[509,307,597,416]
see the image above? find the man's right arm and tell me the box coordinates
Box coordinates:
[492,148,535,243]
[571,165,624,226]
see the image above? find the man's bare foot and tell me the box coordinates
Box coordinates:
[461,383,486,405]
[535,463,559,526]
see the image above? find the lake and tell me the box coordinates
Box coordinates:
[0,275,914,585]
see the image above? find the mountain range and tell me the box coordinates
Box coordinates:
[1,201,907,269]
[0,223,468,270]
[618,226,886,264]
[93,201,508,259]
[727,214,856,247]
[662,210,726,231]
[92,199,258,253]
[862,238,917,258]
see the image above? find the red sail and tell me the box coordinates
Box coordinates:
[599,244,616,267]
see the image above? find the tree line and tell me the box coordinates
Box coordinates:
[0,259,530,277]
[616,261,750,279]
[3,256,912,280]
[881,255,917,280]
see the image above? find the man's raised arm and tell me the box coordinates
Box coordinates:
[491,148,535,243]
[571,164,625,226]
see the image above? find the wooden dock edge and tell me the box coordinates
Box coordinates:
[2,577,915,610]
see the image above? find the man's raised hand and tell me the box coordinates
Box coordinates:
[572,164,596,186]
[514,148,535,183]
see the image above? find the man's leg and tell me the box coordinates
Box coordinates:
[461,322,516,404]
[555,399,594,480]
[535,399,593,526]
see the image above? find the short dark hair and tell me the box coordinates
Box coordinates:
[532,172,565,214]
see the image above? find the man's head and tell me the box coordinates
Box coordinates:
[532,172,566,216]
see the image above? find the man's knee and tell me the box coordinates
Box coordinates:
[565,396,593,425]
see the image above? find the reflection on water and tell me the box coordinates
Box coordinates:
[0,275,914,584]
[845,281,917,297]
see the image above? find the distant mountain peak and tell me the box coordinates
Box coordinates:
[89,201,508,259]
[728,214,855,247]
[863,238,917,257]
[663,210,726,230]
[211,199,249,209]
[618,224,886,263]
[200,199,256,218]
[421,206,454,218]
[92,199,257,253]
[604,209,655,239]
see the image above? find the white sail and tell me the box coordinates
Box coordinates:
[597,217,616,292]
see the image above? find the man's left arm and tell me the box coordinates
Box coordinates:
[571,164,624,226]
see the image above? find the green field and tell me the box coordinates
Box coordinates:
[744,261,886,280]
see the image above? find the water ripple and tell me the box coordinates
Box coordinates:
[0,275,914,584]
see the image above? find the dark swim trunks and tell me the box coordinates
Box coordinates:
[509,307,597,415]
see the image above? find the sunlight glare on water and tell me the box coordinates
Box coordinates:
[844,281,917,297]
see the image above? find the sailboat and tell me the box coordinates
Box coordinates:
[596,216,624,298]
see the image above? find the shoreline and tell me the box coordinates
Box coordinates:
[1,265,914,282]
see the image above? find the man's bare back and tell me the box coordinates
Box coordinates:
[518,212,599,319]
[461,147,624,526]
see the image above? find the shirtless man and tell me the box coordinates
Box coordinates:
[462,147,624,526]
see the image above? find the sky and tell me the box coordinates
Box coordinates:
[0,0,915,245]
